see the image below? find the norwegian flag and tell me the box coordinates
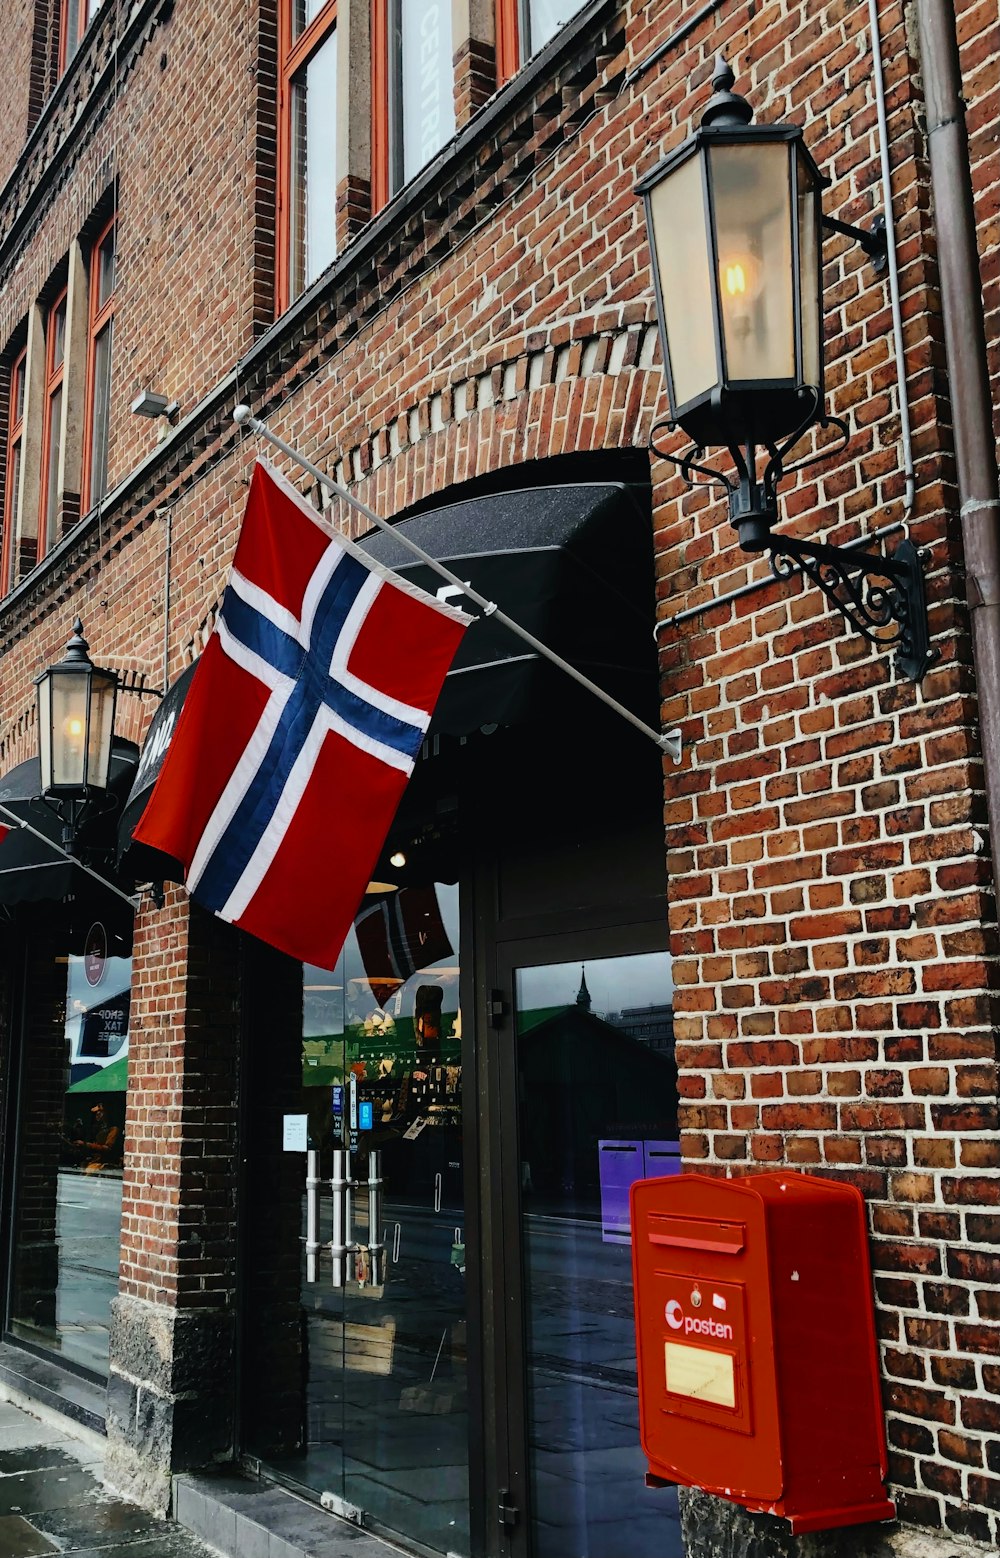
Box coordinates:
[132,460,471,968]
[355,886,453,1006]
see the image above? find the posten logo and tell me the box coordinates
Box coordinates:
[664,1298,733,1342]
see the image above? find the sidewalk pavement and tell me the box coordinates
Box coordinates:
[0,1396,215,1558]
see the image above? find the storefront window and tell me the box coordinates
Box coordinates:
[8,922,131,1379]
[515,949,682,1558]
[245,880,470,1555]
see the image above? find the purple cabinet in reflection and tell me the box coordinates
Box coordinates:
[598,1138,681,1243]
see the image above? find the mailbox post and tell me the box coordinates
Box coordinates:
[631,1171,895,1533]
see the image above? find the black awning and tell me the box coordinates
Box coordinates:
[116,661,197,881]
[0,738,140,906]
[357,482,657,734]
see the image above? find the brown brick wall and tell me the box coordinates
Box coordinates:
[121,888,242,1308]
[0,0,995,1543]
[0,1,47,189]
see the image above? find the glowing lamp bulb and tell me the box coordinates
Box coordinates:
[725,263,747,296]
[389,850,407,868]
[65,717,85,739]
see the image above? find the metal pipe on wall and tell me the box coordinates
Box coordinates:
[867,0,915,517]
[915,0,1000,907]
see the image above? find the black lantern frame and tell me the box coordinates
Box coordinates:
[638,57,934,683]
[636,79,827,464]
[34,619,123,853]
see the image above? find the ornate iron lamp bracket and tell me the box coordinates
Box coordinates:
[651,415,936,682]
[769,531,937,681]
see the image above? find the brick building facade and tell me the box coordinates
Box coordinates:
[0,1,996,1557]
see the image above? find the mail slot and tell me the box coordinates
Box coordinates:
[631,1171,895,1533]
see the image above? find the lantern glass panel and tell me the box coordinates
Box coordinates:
[797,154,822,389]
[647,152,717,409]
[708,140,794,383]
[37,676,52,793]
[50,671,92,789]
[87,673,117,792]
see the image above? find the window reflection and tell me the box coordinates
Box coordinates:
[399,0,455,184]
[527,0,586,56]
[292,0,328,37]
[517,949,682,1557]
[10,935,131,1378]
[256,880,470,1555]
[289,27,338,298]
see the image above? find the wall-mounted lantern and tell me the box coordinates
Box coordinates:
[34,619,120,851]
[638,57,933,681]
[36,619,118,796]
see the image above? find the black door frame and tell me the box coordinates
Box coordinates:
[475,867,669,1558]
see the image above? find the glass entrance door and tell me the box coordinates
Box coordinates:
[244,879,472,1556]
[501,942,684,1558]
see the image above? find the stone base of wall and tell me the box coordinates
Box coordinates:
[103,1294,235,1514]
[679,1491,991,1558]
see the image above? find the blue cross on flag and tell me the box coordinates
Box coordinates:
[133,459,471,968]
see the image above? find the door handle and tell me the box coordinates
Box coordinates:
[434,1172,442,1213]
[365,1150,385,1286]
[331,1148,355,1288]
[305,1149,320,1284]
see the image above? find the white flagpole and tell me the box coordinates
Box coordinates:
[0,803,136,908]
[233,407,682,762]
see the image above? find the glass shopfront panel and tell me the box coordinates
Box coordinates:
[8,925,131,1378]
[514,950,681,1558]
[246,880,470,1556]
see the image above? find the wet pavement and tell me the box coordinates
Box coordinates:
[0,1398,215,1558]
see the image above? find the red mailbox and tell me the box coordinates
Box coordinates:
[631,1171,894,1533]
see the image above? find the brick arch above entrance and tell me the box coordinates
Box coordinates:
[312,320,665,529]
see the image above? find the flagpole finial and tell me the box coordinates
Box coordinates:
[233,404,254,427]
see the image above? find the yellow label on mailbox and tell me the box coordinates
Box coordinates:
[665,1340,736,1409]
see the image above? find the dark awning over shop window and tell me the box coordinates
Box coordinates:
[115,661,196,883]
[117,483,656,878]
[0,738,139,906]
[357,482,657,735]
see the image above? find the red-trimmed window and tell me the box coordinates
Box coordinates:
[38,290,67,563]
[496,0,585,84]
[277,0,339,311]
[60,0,103,74]
[82,215,116,511]
[371,0,456,214]
[1,350,26,595]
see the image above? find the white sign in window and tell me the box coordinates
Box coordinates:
[283,1114,309,1153]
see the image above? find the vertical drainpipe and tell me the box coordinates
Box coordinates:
[915,0,1000,909]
